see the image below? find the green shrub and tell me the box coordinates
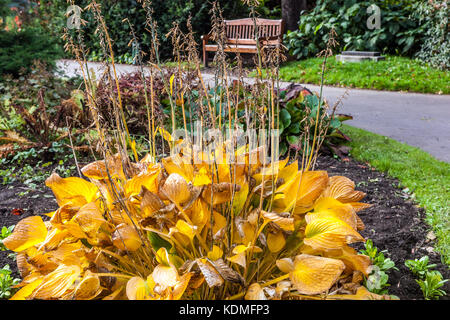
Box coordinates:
[0,27,63,77]
[413,0,449,70]
[284,0,424,59]
[37,0,249,62]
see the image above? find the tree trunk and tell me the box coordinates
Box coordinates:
[281,0,309,32]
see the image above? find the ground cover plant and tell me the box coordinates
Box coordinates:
[0,0,398,300]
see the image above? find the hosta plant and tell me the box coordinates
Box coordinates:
[3,138,391,300]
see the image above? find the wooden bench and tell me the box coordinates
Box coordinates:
[201,18,285,67]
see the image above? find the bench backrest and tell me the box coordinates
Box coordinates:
[224,18,284,45]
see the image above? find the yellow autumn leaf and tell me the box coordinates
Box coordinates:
[276,258,294,273]
[267,230,286,253]
[30,265,81,299]
[3,216,48,252]
[193,167,212,186]
[126,276,148,300]
[45,173,98,207]
[171,219,197,241]
[152,264,178,287]
[262,211,294,231]
[289,254,345,295]
[245,283,267,300]
[207,245,223,261]
[112,223,142,252]
[73,271,101,300]
[304,217,365,250]
[323,176,366,203]
[161,173,192,205]
[10,279,43,300]
[326,286,395,300]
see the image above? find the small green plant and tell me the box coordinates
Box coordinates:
[0,225,14,251]
[405,256,437,279]
[0,265,20,299]
[405,256,448,300]
[416,270,448,300]
[360,239,398,295]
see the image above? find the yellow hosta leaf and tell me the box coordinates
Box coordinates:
[45,173,98,207]
[126,276,148,300]
[196,258,224,288]
[207,245,223,261]
[323,176,366,203]
[3,216,47,252]
[202,182,236,206]
[252,158,289,185]
[277,161,298,183]
[74,272,101,300]
[193,167,212,186]
[276,258,294,273]
[80,154,125,180]
[227,245,262,268]
[212,211,227,238]
[155,247,171,266]
[232,180,248,215]
[161,173,192,205]
[10,279,43,300]
[188,199,210,230]
[38,228,69,251]
[124,166,160,197]
[289,254,345,295]
[172,219,197,241]
[152,264,178,287]
[307,198,358,230]
[267,230,286,253]
[326,286,395,300]
[30,265,81,299]
[71,202,106,236]
[348,202,372,213]
[262,211,294,231]
[172,272,193,300]
[304,217,364,250]
[140,186,165,218]
[245,283,267,300]
[112,223,142,252]
[161,154,194,182]
[273,171,328,214]
[325,246,371,277]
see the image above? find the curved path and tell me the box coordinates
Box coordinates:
[56,59,450,163]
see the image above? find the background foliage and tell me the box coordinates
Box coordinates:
[284,0,425,60]
[37,0,251,62]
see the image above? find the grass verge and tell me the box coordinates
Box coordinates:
[341,125,450,266]
[273,55,450,94]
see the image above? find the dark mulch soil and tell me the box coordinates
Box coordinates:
[0,153,448,300]
[314,153,449,300]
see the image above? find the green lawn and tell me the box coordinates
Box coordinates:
[275,55,450,94]
[341,125,450,265]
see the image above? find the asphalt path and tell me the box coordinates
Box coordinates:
[56,59,450,162]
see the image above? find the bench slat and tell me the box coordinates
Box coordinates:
[202,18,284,66]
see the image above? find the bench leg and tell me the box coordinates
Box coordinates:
[203,47,208,68]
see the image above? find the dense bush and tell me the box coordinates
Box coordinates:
[284,0,425,59]
[413,0,449,70]
[0,27,64,77]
